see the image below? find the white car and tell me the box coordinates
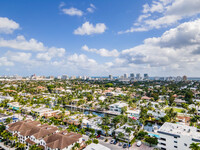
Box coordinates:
[136,141,142,147]
[110,139,115,144]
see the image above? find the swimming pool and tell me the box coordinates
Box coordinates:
[148,133,160,138]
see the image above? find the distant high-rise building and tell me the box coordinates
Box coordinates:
[57,76,61,80]
[109,75,113,80]
[130,73,134,78]
[71,76,76,79]
[136,73,141,80]
[183,75,187,81]
[144,73,149,80]
[61,75,69,80]
[124,73,128,79]
[176,76,182,82]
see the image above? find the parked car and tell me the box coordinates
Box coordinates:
[110,139,115,144]
[96,135,101,138]
[114,140,118,145]
[123,143,128,148]
[119,142,123,146]
[137,141,142,147]
[86,132,90,136]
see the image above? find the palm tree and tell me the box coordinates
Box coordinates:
[165,108,177,122]
[102,125,110,136]
[15,142,25,150]
[117,132,125,140]
[5,117,12,124]
[189,143,200,150]
[29,144,42,150]
[121,106,127,115]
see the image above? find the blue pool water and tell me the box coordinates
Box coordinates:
[148,133,160,138]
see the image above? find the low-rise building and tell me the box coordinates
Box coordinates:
[158,122,200,150]
[109,102,128,114]
[42,131,83,150]
[115,124,137,142]
[7,120,83,150]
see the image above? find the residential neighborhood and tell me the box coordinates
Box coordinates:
[0,74,199,150]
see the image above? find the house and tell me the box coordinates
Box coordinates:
[0,113,18,123]
[126,109,140,119]
[109,102,128,114]
[81,117,114,135]
[0,95,14,102]
[7,102,21,110]
[42,131,83,150]
[174,99,186,105]
[147,110,166,119]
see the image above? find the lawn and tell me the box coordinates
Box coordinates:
[164,107,184,113]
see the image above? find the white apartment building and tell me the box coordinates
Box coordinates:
[0,95,14,102]
[115,124,137,142]
[109,102,128,114]
[157,122,200,150]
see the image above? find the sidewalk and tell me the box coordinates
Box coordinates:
[0,142,15,150]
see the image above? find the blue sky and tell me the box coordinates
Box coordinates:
[0,0,200,77]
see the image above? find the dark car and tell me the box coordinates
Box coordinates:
[113,140,118,145]
[123,143,128,148]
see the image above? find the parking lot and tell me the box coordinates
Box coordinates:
[82,135,154,150]
[131,142,154,150]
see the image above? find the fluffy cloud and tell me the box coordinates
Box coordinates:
[119,0,200,33]
[36,47,65,61]
[0,17,19,34]
[0,35,46,51]
[61,7,83,16]
[67,53,97,69]
[87,4,96,13]
[74,22,107,35]
[0,57,14,66]
[144,19,200,48]
[5,51,32,63]
[117,19,200,75]
[82,45,119,57]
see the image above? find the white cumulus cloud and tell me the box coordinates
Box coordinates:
[0,17,19,34]
[119,0,200,33]
[74,22,107,35]
[82,45,119,57]
[62,7,83,16]
[0,35,46,51]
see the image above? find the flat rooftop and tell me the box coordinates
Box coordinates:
[158,122,200,140]
[0,113,10,118]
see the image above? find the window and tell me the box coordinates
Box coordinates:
[174,141,177,143]
[174,146,178,148]
[174,136,177,138]
[161,148,166,150]
[160,138,166,141]
[160,143,166,146]
[184,143,187,147]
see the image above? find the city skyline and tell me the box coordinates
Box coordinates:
[0,0,200,76]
